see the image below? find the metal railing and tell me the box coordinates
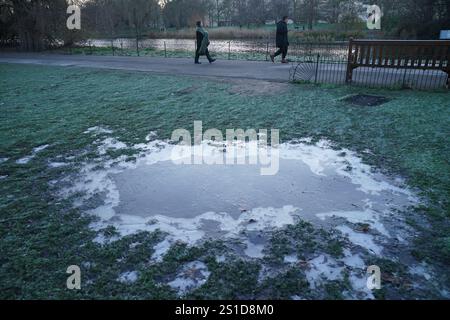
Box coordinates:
[289,40,450,90]
[290,53,449,90]
[58,38,349,62]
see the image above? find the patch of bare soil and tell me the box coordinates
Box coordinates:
[343,94,390,107]
[223,78,291,96]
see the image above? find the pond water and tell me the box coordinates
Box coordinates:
[83,38,349,59]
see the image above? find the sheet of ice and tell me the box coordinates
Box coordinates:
[58,135,418,283]
[317,204,390,238]
[16,145,49,164]
[89,206,300,247]
[336,225,382,255]
[305,255,343,289]
[244,240,265,258]
[342,249,366,269]
[346,274,375,300]
[338,249,377,299]
[280,140,417,199]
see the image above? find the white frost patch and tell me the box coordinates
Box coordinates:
[342,249,366,269]
[48,162,69,168]
[16,145,49,164]
[216,255,226,263]
[0,175,7,180]
[117,271,138,284]
[145,132,158,141]
[409,263,432,281]
[317,203,390,237]
[98,138,127,155]
[337,225,382,255]
[396,235,407,244]
[347,274,375,300]
[280,140,416,198]
[151,238,172,262]
[92,233,120,245]
[339,249,376,299]
[284,254,299,264]
[89,206,300,248]
[0,157,8,164]
[84,126,113,135]
[244,240,265,258]
[305,255,343,289]
[244,207,297,232]
[168,261,211,295]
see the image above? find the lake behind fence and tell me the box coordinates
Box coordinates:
[78,38,349,61]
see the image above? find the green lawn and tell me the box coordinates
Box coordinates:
[0,63,449,299]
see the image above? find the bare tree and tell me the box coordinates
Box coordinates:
[0,0,69,51]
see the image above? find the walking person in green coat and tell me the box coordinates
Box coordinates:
[195,21,216,64]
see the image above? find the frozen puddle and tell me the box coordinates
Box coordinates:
[112,158,410,224]
[61,133,418,251]
[58,131,424,296]
[70,138,416,244]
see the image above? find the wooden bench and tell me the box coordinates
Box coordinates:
[346,39,450,86]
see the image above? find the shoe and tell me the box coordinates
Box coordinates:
[270,54,275,63]
[209,59,216,64]
[195,62,201,64]
[281,59,288,64]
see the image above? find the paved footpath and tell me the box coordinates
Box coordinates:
[0,53,292,82]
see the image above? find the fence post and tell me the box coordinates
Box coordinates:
[111,39,115,56]
[345,38,354,84]
[228,41,231,60]
[265,42,269,61]
[88,40,92,55]
[136,36,140,57]
[314,54,320,84]
[401,68,408,89]
[164,41,167,58]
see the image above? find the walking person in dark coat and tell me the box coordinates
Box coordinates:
[195,21,216,64]
[270,16,290,64]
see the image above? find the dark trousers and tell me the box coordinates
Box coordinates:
[195,49,213,63]
[274,46,288,59]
